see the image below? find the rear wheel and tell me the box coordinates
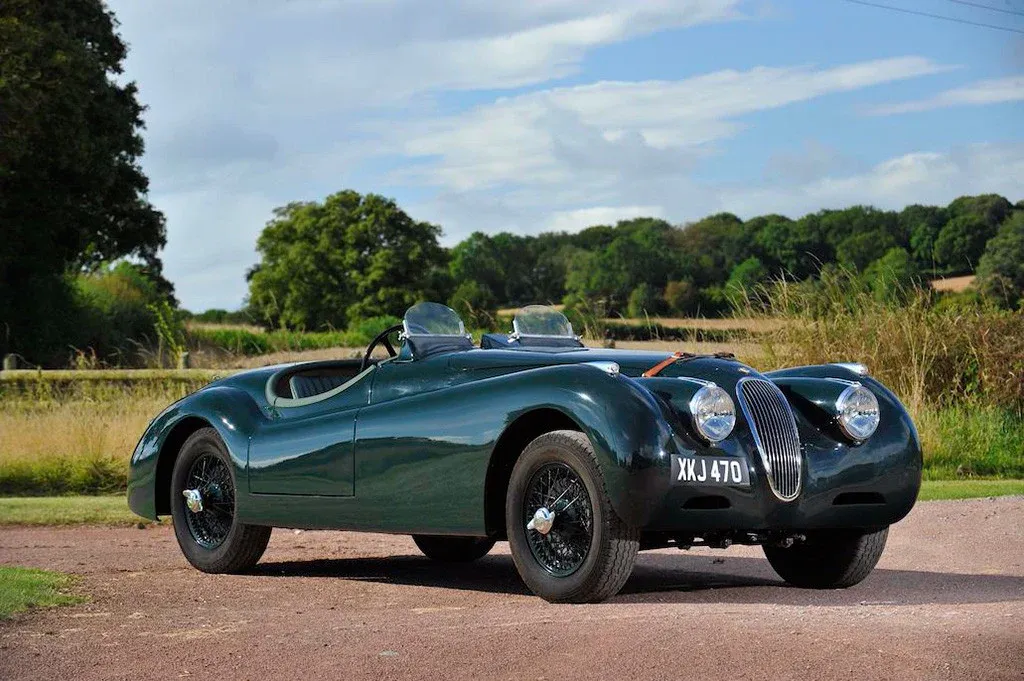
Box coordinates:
[170,428,271,573]
[412,535,495,562]
[506,430,639,603]
[763,527,889,589]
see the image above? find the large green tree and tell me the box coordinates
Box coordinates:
[933,214,996,274]
[564,218,675,313]
[976,211,1024,309]
[946,194,1013,229]
[754,214,826,280]
[247,191,449,329]
[0,1,165,363]
[900,204,948,270]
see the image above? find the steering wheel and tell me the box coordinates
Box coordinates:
[361,324,405,371]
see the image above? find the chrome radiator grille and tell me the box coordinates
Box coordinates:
[736,378,802,500]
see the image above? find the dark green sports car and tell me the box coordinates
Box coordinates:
[129,303,922,602]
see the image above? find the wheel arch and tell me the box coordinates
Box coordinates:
[154,416,214,515]
[484,408,584,539]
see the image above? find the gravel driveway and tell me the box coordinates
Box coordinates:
[1,497,1022,680]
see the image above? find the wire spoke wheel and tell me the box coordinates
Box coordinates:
[183,453,234,549]
[524,462,593,577]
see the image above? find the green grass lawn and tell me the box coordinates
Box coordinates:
[0,495,159,526]
[916,479,1024,501]
[0,480,1021,527]
[0,566,83,619]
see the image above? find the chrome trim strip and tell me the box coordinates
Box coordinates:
[267,364,377,409]
[584,361,620,376]
[735,376,802,502]
[831,362,869,376]
[674,376,714,388]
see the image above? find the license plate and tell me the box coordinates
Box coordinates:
[672,455,750,486]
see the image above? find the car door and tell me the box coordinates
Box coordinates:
[349,356,499,534]
[247,367,375,496]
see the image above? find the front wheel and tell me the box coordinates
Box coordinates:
[170,428,271,573]
[506,430,639,603]
[412,535,495,562]
[763,527,889,589]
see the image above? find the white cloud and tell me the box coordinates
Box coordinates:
[105,0,748,309]
[545,205,667,232]
[410,143,1024,251]
[154,189,278,311]
[763,140,866,184]
[719,143,1024,218]
[275,1,746,103]
[869,75,1024,115]
[398,57,952,192]
[113,1,745,127]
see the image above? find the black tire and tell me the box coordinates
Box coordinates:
[506,430,639,603]
[763,527,889,589]
[170,427,271,574]
[412,535,495,562]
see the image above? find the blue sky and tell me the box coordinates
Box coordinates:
[106,0,1024,311]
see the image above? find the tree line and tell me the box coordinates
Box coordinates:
[244,190,1024,330]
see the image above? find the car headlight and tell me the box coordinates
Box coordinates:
[689,384,736,443]
[836,383,880,441]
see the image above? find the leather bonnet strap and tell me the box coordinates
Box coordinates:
[642,351,694,378]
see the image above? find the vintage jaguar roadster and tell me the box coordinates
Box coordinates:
[129,303,922,602]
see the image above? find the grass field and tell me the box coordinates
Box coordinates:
[1,305,1021,495]
[1,353,1021,494]
[602,317,786,332]
[0,495,159,525]
[916,479,1024,501]
[0,566,83,619]
[0,394,170,495]
[930,275,976,292]
[0,481,1020,527]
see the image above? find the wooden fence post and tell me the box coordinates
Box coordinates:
[177,352,191,370]
[2,354,16,371]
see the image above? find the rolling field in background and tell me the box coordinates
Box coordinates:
[1,310,1020,498]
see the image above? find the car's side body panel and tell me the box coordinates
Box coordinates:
[239,361,677,532]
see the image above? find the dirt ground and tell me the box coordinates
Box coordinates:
[1,497,1021,681]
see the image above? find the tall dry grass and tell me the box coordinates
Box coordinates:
[603,317,788,332]
[747,271,1024,413]
[2,280,1022,497]
[743,271,1023,478]
[0,383,185,495]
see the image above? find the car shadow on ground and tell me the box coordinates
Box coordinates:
[252,551,1024,606]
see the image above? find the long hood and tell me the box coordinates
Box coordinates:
[447,347,761,385]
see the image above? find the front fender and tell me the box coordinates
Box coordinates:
[347,361,681,534]
[127,386,264,520]
[482,363,680,527]
[766,363,923,520]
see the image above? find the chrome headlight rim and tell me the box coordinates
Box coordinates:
[836,382,880,442]
[688,383,736,443]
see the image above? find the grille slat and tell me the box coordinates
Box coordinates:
[737,378,802,500]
